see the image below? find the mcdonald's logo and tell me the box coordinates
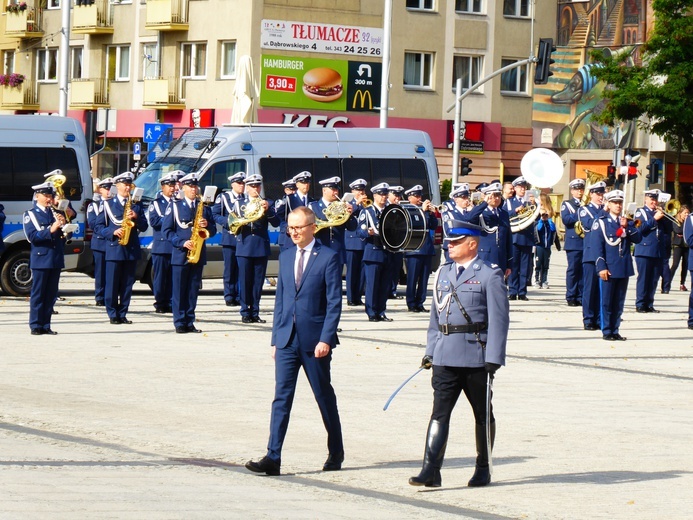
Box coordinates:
[352,89,373,110]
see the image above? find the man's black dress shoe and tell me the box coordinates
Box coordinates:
[661,290,669,294]
[388,294,403,300]
[368,316,381,322]
[242,316,254,323]
[611,333,627,341]
[31,328,43,335]
[120,318,133,324]
[379,315,393,322]
[155,308,167,314]
[110,318,122,325]
[603,334,615,341]
[226,300,240,307]
[322,451,344,471]
[52,310,59,315]
[508,295,517,301]
[43,328,58,335]
[518,295,529,301]
[636,307,648,313]
[417,306,428,313]
[252,317,267,323]
[175,326,188,334]
[95,301,105,307]
[567,300,580,307]
[408,307,421,312]
[245,456,280,476]
[688,325,693,330]
[647,307,660,313]
[584,324,600,331]
[347,301,363,306]
[187,325,202,333]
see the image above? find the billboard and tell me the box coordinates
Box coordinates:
[261,54,381,112]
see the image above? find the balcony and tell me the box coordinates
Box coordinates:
[69,78,109,109]
[4,5,43,38]
[145,0,188,31]
[143,77,185,110]
[1,85,39,110]
[72,0,114,35]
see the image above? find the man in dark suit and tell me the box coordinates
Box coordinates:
[246,206,344,476]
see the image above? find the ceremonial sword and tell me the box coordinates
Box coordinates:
[383,367,425,411]
[486,372,494,475]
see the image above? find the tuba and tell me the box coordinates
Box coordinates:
[118,195,135,245]
[510,148,564,233]
[228,197,266,235]
[186,196,210,264]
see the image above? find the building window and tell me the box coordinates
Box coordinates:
[3,51,14,75]
[503,0,529,17]
[453,55,482,91]
[220,41,236,79]
[142,43,158,79]
[107,45,130,81]
[500,58,528,94]
[36,48,58,82]
[455,0,482,14]
[404,52,433,89]
[181,42,207,79]
[70,47,83,80]
[406,0,434,10]
[47,0,60,9]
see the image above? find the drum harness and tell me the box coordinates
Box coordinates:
[433,266,487,350]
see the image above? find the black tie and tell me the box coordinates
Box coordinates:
[457,265,465,279]
[296,249,306,288]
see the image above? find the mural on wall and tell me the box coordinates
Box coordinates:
[532,0,646,150]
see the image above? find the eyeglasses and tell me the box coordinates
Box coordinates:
[288,223,315,233]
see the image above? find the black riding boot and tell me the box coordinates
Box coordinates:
[409,419,449,487]
[468,422,496,487]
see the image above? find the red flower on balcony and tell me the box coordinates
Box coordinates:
[7,2,28,13]
[0,73,25,87]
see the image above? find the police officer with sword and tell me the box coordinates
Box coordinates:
[408,219,509,488]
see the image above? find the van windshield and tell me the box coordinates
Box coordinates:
[135,158,205,201]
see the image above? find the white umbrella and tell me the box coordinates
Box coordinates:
[231,55,258,124]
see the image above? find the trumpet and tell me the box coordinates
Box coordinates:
[359,197,373,208]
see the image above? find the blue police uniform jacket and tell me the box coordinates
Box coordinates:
[683,215,693,271]
[23,204,65,269]
[357,204,389,263]
[462,201,513,272]
[344,200,365,251]
[86,200,107,253]
[405,206,437,257]
[96,196,148,261]
[505,197,535,246]
[426,259,509,368]
[0,204,5,254]
[633,206,664,258]
[162,197,217,266]
[277,193,313,249]
[579,203,603,263]
[147,195,173,255]
[212,191,241,247]
[308,198,354,262]
[561,198,584,251]
[594,215,642,276]
[233,196,280,257]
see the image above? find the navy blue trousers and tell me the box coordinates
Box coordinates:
[345,249,364,303]
[222,245,239,303]
[389,252,404,296]
[29,268,60,330]
[534,247,551,285]
[105,260,136,320]
[600,277,628,336]
[565,249,583,302]
[364,261,389,318]
[237,256,268,318]
[267,329,343,463]
[92,250,106,304]
[151,252,172,311]
[406,255,432,308]
[509,244,532,296]
[171,263,203,328]
[635,256,661,309]
[582,262,600,326]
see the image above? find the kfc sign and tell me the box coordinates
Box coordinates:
[282,113,350,128]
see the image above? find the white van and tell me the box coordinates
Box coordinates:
[133,125,442,284]
[0,116,94,296]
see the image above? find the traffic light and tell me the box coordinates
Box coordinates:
[606,164,617,186]
[534,38,556,85]
[627,158,639,181]
[646,159,660,184]
[461,157,473,176]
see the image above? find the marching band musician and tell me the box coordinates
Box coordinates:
[308,176,354,264]
[45,169,77,221]
[357,182,392,322]
[274,178,298,253]
[212,171,246,307]
[23,181,65,335]
[505,177,534,301]
[162,173,216,333]
[561,179,585,307]
[387,186,405,300]
[682,210,693,329]
[94,172,148,325]
[634,189,667,313]
[469,182,513,278]
[87,177,113,307]
[595,190,642,341]
[278,171,313,252]
[441,184,470,262]
[344,179,368,306]
[147,171,180,314]
[234,174,280,324]
[409,219,508,489]
[579,181,606,331]
[405,185,438,313]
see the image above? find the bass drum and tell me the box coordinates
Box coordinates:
[379,203,428,252]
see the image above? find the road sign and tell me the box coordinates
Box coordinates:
[133,141,141,161]
[143,123,173,144]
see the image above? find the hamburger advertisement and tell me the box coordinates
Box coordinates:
[261,54,381,112]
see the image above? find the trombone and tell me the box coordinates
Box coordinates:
[657,195,681,224]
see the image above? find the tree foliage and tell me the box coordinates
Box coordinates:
[590,0,693,154]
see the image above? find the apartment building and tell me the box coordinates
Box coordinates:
[1,0,555,182]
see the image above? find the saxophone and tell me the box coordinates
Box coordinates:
[186,196,210,264]
[118,195,135,246]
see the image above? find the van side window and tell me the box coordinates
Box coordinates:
[207,159,247,193]
[0,147,81,201]
[259,158,339,201]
